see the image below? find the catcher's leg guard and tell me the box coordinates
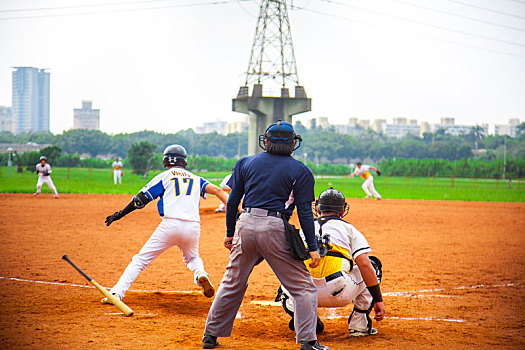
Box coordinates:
[348,304,375,335]
[275,286,324,333]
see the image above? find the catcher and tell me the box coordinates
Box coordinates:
[276,187,385,337]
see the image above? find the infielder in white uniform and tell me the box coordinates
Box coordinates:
[103,145,229,303]
[34,156,59,198]
[112,157,123,184]
[348,162,382,199]
[215,170,232,213]
[277,187,385,337]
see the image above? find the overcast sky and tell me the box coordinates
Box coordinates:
[0,0,524,135]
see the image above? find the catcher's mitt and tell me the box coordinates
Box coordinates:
[376,169,381,176]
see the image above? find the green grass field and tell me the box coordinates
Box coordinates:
[1,166,524,202]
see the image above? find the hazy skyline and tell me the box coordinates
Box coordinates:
[1,0,524,135]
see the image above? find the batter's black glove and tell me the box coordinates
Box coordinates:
[105,211,123,226]
[42,172,49,176]
[376,169,381,176]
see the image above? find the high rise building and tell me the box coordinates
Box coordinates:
[0,106,13,133]
[495,119,521,138]
[12,67,50,134]
[73,100,100,130]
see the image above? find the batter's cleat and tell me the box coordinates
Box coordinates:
[198,274,215,298]
[349,328,378,337]
[34,192,40,196]
[202,333,218,349]
[365,195,372,199]
[300,341,330,350]
[214,208,225,213]
[101,293,123,305]
[375,197,381,201]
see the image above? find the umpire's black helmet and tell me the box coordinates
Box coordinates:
[163,144,187,168]
[317,187,348,215]
[258,120,302,151]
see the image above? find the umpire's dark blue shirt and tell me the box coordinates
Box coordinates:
[225,152,317,250]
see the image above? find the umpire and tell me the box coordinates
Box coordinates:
[202,121,329,350]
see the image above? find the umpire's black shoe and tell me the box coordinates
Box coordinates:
[300,341,330,350]
[202,333,218,349]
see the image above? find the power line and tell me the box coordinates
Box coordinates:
[0,0,247,20]
[320,0,525,48]
[299,6,525,60]
[441,0,525,20]
[389,0,525,33]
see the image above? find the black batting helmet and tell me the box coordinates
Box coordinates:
[316,187,349,216]
[163,145,187,168]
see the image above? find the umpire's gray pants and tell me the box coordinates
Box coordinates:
[205,211,318,343]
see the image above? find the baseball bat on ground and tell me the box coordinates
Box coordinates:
[61,254,134,317]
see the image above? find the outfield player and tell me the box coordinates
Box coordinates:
[34,156,59,198]
[276,187,385,336]
[348,162,382,199]
[202,121,329,350]
[103,145,228,302]
[215,169,233,213]
[112,157,123,184]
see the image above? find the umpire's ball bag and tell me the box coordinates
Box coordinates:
[283,219,310,261]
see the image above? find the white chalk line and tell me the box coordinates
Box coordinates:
[1,276,521,299]
[382,282,522,297]
[322,314,465,323]
[0,276,200,294]
[3,276,513,323]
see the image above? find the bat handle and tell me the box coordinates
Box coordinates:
[62,254,92,281]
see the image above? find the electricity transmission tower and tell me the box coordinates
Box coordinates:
[233,0,311,155]
[245,0,300,89]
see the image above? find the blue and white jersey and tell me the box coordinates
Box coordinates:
[140,167,209,222]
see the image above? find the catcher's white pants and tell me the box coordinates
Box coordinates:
[36,176,58,196]
[113,170,122,184]
[110,218,207,297]
[282,267,373,332]
[362,176,382,199]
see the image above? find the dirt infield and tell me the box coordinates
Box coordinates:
[0,193,524,349]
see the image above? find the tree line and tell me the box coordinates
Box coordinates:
[1,123,524,177]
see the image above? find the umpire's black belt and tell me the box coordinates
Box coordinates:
[324,271,343,282]
[244,207,286,219]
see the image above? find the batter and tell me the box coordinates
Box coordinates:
[103,145,228,302]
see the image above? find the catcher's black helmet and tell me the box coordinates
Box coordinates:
[316,187,349,216]
[163,144,187,168]
[258,120,302,151]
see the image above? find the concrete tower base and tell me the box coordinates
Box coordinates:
[232,84,311,155]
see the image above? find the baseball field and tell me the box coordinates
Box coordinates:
[1,192,524,349]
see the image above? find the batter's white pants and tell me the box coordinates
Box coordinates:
[36,176,58,197]
[113,170,122,184]
[110,218,207,297]
[282,267,373,332]
[362,176,382,199]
